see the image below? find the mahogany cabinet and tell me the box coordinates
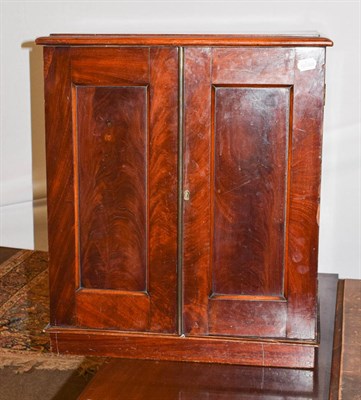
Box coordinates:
[36,34,333,368]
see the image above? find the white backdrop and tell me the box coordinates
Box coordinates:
[0,1,360,278]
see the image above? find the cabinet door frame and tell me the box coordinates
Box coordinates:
[44,46,179,333]
[182,46,325,340]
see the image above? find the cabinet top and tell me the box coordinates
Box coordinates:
[35,34,333,47]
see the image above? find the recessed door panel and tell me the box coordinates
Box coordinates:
[77,86,147,292]
[213,86,289,297]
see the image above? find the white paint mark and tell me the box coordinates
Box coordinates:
[297,58,317,72]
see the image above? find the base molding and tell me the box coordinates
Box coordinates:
[47,326,317,369]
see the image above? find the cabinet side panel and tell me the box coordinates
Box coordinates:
[44,47,76,325]
[286,48,325,339]
[213,87,289,296]
[148,47,179,333]
[77,86,147,292]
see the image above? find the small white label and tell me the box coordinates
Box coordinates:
[297,58,317,72]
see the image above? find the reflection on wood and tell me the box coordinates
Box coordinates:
[78,274,338,400]
[77,86,148,292]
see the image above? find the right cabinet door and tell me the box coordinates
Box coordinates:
[183,47,325,340]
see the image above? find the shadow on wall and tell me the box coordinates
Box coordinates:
[22,41,48,251]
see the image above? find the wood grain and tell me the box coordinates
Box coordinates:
[71,47,149,85]
[209,298,287,337]
[212,48,295,84]
[184,47,326,340]
[39,38,332,367]
[212,86,289,297]
[76,289,150,331]
[43,47,76,326]
[36,34,333,47]
[148,47,179,333]
[48,326,316,368]
[286,48,326,340]
[183,47,212,336]
[77,85,147,291]
[44,46,178,333]
[184,49,293,338]
[76,274,339,399]
[79,359,317,400]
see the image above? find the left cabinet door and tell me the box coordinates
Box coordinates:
[44,46,179,333]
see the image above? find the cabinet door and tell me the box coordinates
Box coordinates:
[183,47,325,340]
[44,47,178,333]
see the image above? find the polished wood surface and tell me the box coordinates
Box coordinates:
[71,47,149,85]
[39,36,332,367]
[213,87,289,297]
[147,47,179,333]
[47,326,316,368]
[183,47,325,340]
[78,86,148,292]
[286,48,325,340]
[76,83,151,331]
[212,47,295,84]
[78,274,338,400]
[43,46,179,333]
[79,361,319,400]
[44,47,76,327]
[330,280,361,399]
[183,47,212,336]
[35,34,333,47]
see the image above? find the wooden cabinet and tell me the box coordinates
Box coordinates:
[36,34,333,368]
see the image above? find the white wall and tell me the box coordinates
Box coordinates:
[0,1,360,278]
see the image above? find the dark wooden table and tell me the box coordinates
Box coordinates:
[78,274,338,399]
[330,279,361,400]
